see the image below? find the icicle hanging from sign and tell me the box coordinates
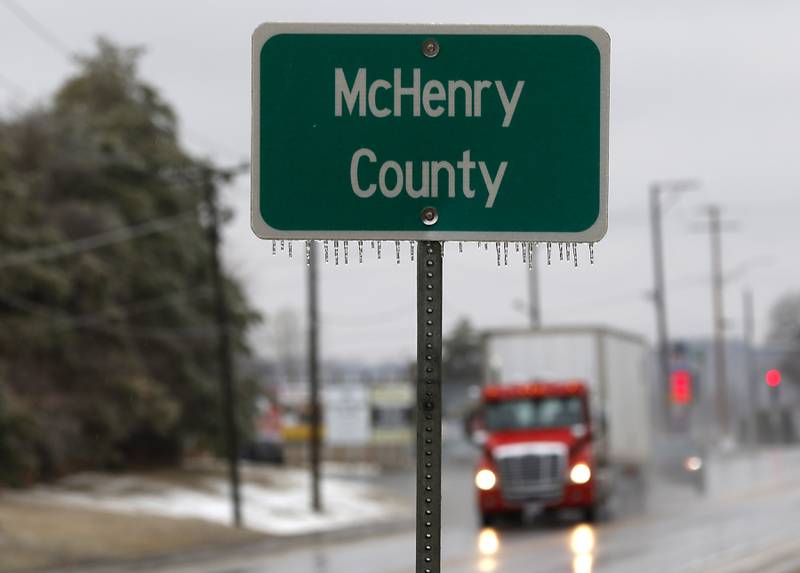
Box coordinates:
[267,238,597,267]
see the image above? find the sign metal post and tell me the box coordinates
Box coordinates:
[416,241,443,573]
[307,240,321,512]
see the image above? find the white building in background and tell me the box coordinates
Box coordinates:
[276,378,414,466]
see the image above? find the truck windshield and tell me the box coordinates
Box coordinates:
[484,396,586,431]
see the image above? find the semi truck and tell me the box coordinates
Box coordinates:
[472,326,652,524]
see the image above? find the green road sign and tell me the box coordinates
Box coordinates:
[251,24,609,242]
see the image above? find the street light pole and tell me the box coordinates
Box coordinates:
[742,289,758,448]
[649,179,700,431]
[707,206,730,440]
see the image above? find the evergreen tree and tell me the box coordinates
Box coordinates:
[0,39,259,484]
[443,318,483,388]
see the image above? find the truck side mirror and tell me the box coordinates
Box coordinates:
[463,406,485,447]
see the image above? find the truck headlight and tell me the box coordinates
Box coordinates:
[570,463,591,484]
[475,469,497,490]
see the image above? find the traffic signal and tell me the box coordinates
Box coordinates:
[670,369,692,405]
[765,369,782,388]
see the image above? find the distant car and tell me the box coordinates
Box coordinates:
[245,436,285,464]
[245,396,285,464]
[655,434,705,491]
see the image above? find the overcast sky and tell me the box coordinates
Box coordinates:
[1,0,798,365]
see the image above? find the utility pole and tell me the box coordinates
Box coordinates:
[307,241,322,512]
[649,183,671,425]
[203,168,243,528]
[705,205,730,441]
[649,180,699,428]
[528,249,541,328]
[742,289,758,448]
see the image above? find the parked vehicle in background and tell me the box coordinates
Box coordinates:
[245,395,285,464]
[472,326,652,524]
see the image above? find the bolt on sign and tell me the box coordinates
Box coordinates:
[251,23,610,243]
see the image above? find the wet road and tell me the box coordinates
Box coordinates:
[145,447,800,573]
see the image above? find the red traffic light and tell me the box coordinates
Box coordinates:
[765,369,782,388]
[670,369,692,405]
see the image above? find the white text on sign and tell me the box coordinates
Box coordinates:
[335,68,525,209]
[350,149,506,208]
[335,68,525,127]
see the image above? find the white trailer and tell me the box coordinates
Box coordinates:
[483,326,652,468]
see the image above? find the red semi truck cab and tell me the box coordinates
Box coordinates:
[474,381,608,524]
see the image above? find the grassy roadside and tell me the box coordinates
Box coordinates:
[0,496,263,572]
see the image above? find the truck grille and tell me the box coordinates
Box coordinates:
[494,444,567,502]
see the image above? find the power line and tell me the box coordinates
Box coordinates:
[0,211,197,270]
[2,0,249,161]
[0,285,211,329]
[0,297,215,343]
[321,300,411,324]
[55,286,215,331]
[180,126,247,164]
[1,0,73,59]
[0,287,247,345]
[1,0,246,165]
[0,289,69,323]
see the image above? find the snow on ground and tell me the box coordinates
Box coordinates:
[13,464,412,536]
